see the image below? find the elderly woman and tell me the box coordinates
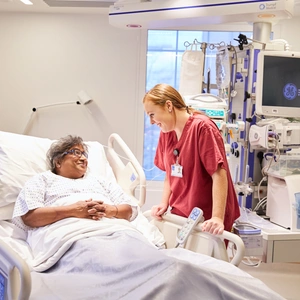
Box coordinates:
[12,135,137,231]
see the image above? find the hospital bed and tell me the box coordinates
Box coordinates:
[0,131,285,300]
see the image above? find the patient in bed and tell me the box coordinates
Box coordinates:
[6,135,285,299]
[12,135,138,232]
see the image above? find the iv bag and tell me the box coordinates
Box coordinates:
[179,50,204,96]
[216,48,230,90]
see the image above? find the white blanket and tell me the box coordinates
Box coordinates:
[27,217,143,272]
[29,232,285,300]
[0,212,285,299]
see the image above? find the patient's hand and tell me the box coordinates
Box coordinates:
[22,200,106,227]
[70,199,105,220]
[78,201,132,221]
[83,199,106,220]
[90,203,132,221]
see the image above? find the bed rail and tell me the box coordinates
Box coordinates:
[0,239,31,300]
[144,210,245,267]
[107,133,146,207]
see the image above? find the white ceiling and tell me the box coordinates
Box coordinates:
[0,0,112,13]
[1,0,300,16]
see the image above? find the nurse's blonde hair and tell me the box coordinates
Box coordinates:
[143,83,202,115]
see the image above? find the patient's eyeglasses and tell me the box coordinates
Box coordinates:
[63,148,88,159]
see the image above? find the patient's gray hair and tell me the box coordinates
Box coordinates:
[47,135,88,173]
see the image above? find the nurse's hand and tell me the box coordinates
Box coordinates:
[151,204,168,220]
[201,217,224,235]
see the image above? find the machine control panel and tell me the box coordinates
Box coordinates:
[196,108,226,118]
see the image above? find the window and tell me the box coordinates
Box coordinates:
[143,30,251,181]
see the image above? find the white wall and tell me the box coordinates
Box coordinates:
[0,13,147,155]
[273,17,300,50]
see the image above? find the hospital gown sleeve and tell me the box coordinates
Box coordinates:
[12,172,48,231]
[13,173,48,218]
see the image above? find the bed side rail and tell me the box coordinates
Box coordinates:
[0,239,31,300]
[144,211,245,267]
[107,133,146,207]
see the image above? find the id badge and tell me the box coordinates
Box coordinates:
[171,164,183,178]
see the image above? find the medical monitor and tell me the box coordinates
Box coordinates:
[255,50,300,118]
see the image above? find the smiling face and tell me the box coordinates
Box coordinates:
[55,144,88,179]
[144,99,175,133]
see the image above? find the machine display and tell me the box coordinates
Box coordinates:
[255,50,300,118]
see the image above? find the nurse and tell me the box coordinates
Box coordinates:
[143,83,240,235]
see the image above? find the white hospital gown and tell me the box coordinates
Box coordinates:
[12,170,138,231]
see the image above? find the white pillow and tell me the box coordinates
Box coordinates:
[0,131,116,220]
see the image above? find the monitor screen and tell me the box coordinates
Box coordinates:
[255,50,300,118]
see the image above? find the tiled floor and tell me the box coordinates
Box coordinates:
[239,262,300,300]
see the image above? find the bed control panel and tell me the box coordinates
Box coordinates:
[0,269,7,300]
[176,207,204,246]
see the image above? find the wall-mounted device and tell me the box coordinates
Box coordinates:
[108,0,294,29]
[23,90,93,135]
